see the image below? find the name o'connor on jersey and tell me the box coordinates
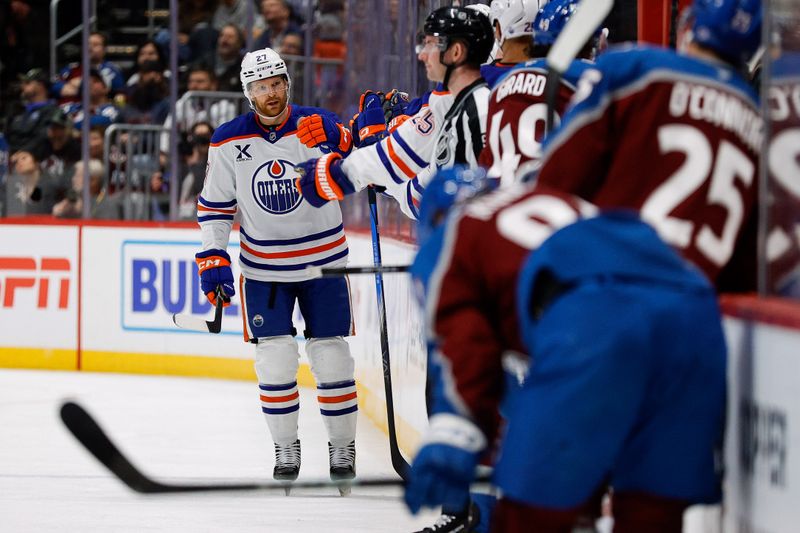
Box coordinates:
[198,106,349,283]
[668,81,763,152]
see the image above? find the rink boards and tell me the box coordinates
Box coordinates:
[2,219,800,531]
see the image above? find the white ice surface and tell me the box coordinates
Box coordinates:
[0,369,438,532]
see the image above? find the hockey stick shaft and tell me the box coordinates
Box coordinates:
[172,286,224,333]
[59,401,404,493]
[545,0,614,133]
[367,187,411,481]
[546,0,613,74]
[60,401,490,494]
[306,265,410,278]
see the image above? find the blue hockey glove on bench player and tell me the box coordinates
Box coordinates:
[297,114,352,154]
[294,152,356,208]
[404,413,486,515]
[195,249,235,307]
[350,90,388,148]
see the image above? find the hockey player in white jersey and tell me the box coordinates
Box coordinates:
[294,6,494,221]
[194,48,358,487]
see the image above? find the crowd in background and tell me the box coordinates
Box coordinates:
[0,0,349,220]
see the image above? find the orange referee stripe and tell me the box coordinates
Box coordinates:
[317,391,357,404]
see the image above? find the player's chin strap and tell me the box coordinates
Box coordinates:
[439,45,468,91]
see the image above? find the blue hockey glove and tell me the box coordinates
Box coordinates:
[195,249,235,307]
[350,90,388,148]
[404,414,487,515]
[382,89,410,122]
[297,114,352,154]
[294,153,356,208]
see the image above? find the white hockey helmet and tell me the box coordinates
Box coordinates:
[466,3,492,18]
[490,0,544,45]
[240,48,291,111]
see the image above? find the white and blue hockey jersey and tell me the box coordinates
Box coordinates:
[198,105,350,282]
[341,80,489,219]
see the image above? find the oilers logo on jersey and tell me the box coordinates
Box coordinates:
[252,159,302,214]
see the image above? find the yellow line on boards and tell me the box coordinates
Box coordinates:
[1,347,418,458]
[0,347,78,370]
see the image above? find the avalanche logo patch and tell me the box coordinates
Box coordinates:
[252,159,302,214]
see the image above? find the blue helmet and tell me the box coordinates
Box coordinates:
[689,0,762,65]
[417,166,493,245]
[533,0,578,46]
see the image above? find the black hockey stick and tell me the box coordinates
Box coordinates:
[59,401,405,494]
[172,286,224,333]
[544,0,614,134]
[305,265,410,278]
[367,187,411,481]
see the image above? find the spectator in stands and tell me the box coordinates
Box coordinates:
[62,68,121,129]
[36,109,80,188]
[52,158,122,220]
[3,150,64,216]
[280,32,304,56]
[153,0,215,66]
[125,39,172,88]
[180,0,217,36]
[280,32,305,99]
[178,120,214,219]
[212,0,250,32]
[5,68,57,155]
[0,0,49,105]
[53,32,125,102]
[160,64,238,154]
[196,23,246,92]
[179,64,238,127]
[88,125,106,161]
[148,165,171,220]
[120,60,170,125]
[252,0,301,51]
[313,13,346,112]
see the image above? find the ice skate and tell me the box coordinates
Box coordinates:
[412,502,480,533]
[328,440,355,496]
[273,439,300,494]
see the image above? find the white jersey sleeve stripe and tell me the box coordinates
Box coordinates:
[374,142,406,184]
[391,130,428,168]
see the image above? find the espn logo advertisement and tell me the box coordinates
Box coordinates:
[0,225,78,351]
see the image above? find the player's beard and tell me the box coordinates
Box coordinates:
[254,91,289,121]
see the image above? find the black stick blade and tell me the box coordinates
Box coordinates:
[60,401,170,493]
[59,401,406,494]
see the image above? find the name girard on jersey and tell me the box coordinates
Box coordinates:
[495,71,548,103]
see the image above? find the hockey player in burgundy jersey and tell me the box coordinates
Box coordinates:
[764,47,800,295]
[480,0,598,184]
[195,48,358,487]
[536,0,763,287]
[404,167,727,532]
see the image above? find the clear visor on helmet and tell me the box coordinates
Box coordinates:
[246,76,289,98]
[415,34,449,54]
